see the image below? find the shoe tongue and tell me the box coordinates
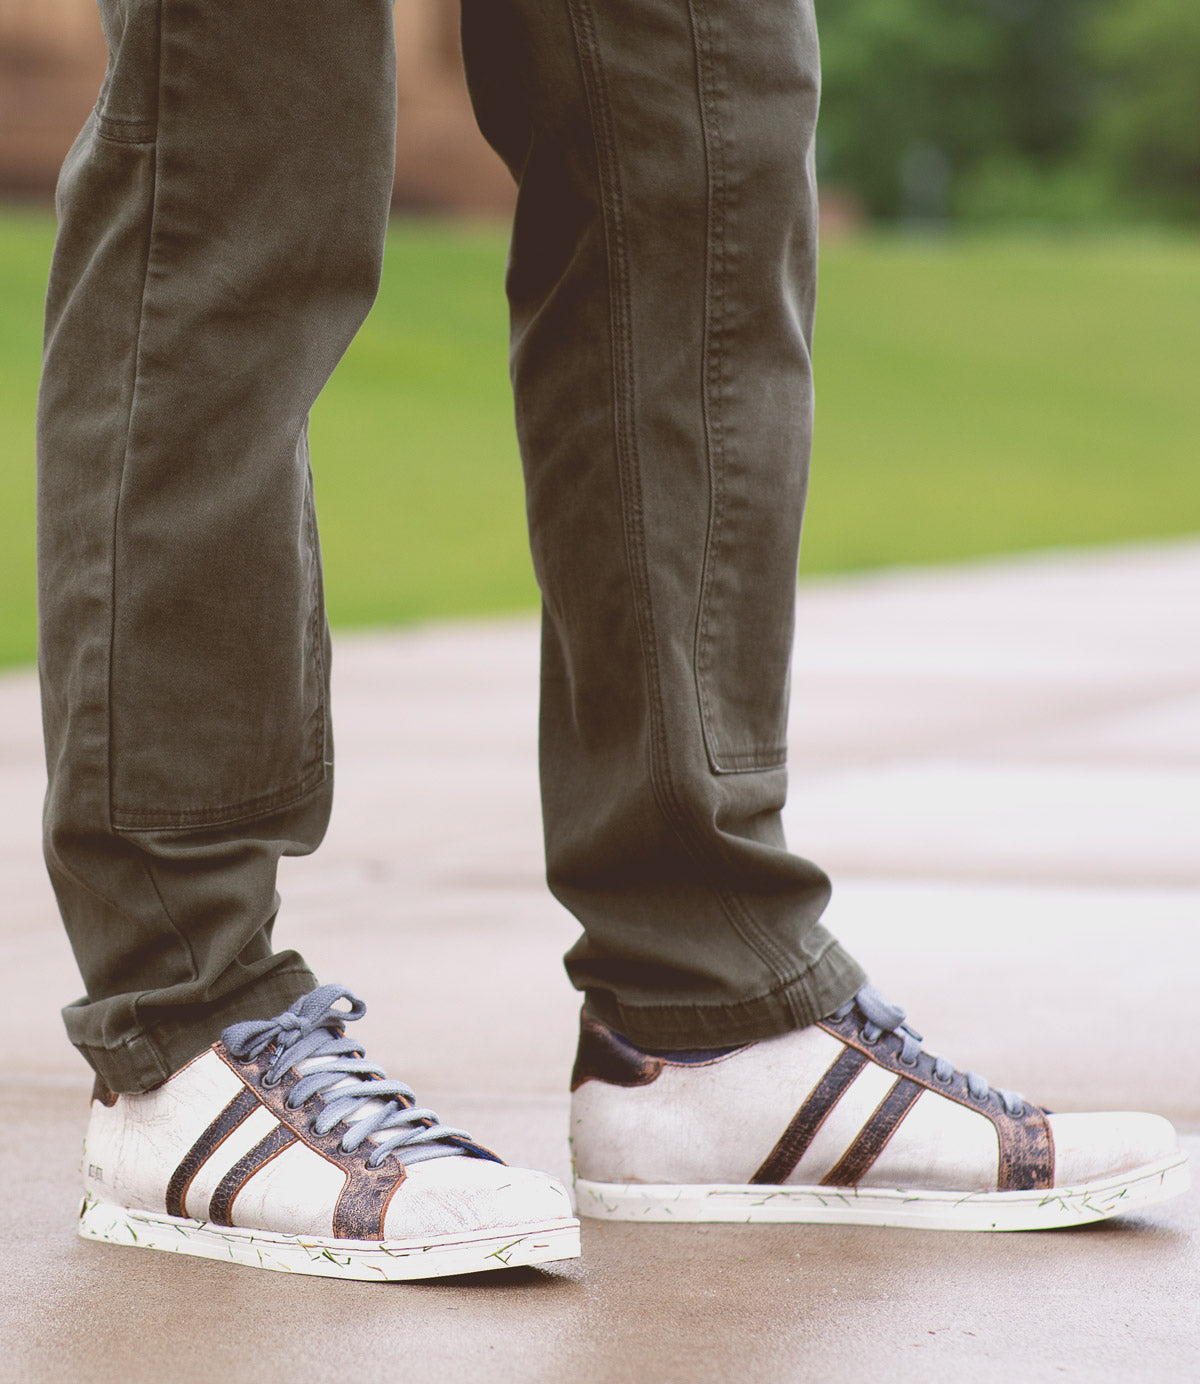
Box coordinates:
[291,1057,470,1159]
[293,1056,404,1149]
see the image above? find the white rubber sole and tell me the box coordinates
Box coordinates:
[575,1152,1189,1231]
[79,1194,581,1280]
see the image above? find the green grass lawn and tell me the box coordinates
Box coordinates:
[3,211,1198,667]
[0,213,44,668]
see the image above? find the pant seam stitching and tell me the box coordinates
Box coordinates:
[566,0,794,990]
[133,859,200,1060]
[606,938,841,1020]
[105,0,164,836]
[111,760,327,832]
[688,0,789,776]
[75,964,318,1087]
[689,0,730,770]
[300,424,329,793]
[96,2,201,1026]
[597,941,852,1040]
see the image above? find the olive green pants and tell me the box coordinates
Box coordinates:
[37,0,864,1093]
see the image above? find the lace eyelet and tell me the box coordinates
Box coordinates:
[933,1069,953,1085]
[898,1053,918,1069]
[261,1072,282,1088]
[860,1030,879,1047]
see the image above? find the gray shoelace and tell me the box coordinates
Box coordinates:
[222,985,498,1169]
[834,984,1026,1117]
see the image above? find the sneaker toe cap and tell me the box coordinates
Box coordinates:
[1048,1110,1180,1187]
[384,1157,574,1240]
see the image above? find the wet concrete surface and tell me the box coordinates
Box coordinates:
[2,540,1197,1381]
[3,1086,1197,1384]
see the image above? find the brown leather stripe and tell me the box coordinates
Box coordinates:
[998,1107,1055,1191]
[165,1087,259,1218]
[212,1043,409,1239]
[819,1011,1055,1190]
[332,1161,408,1240]
[821,1077,923,1186]
[208,1124,298,1226]
[751,1047,869,1184]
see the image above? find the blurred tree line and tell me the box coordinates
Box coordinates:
[817,0,1200,224]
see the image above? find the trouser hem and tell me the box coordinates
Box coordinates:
[70,964,319,1094]
[584,942,866,1050]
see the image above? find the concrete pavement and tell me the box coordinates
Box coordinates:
[1,539,1197,1382]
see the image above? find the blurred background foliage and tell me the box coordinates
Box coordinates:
[2,0,1196,230]
[0,0,1197,667]
[817,0,1200,226]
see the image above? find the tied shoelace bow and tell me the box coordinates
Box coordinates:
[221,985,497,1169]
[834,985,1026,1118]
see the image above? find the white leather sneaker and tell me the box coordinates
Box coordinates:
[80,985,580,1279]
[571,986,1189,1231]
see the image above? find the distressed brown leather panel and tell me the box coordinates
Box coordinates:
[91,1075,119,1107]
[750,1046,868,1184]
[213,1041,408,1239]
[165,1085,259,1217]
[331,1159,407,1240]
[998,1107,1056,1192]
[208,1118,297,1228]
[208,1123,298,1226]
[570,1010,666,1091]
[820,1076,922,1186]
[818,1010,1054,1191]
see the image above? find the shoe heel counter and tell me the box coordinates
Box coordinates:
[571,1012,666,1092]
[81,1052,241,1213]
[570,1080,636,1183]
[81,1088,128,1203]
[571,1076,706,1185]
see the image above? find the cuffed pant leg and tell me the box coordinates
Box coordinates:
[37,0,397,1091]
[463,0,865,1048]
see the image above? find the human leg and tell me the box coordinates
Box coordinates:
[37,0,398,1093]
[463,0,864,1052]
[463,0,1186,1227]
[42,1,580,1276]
